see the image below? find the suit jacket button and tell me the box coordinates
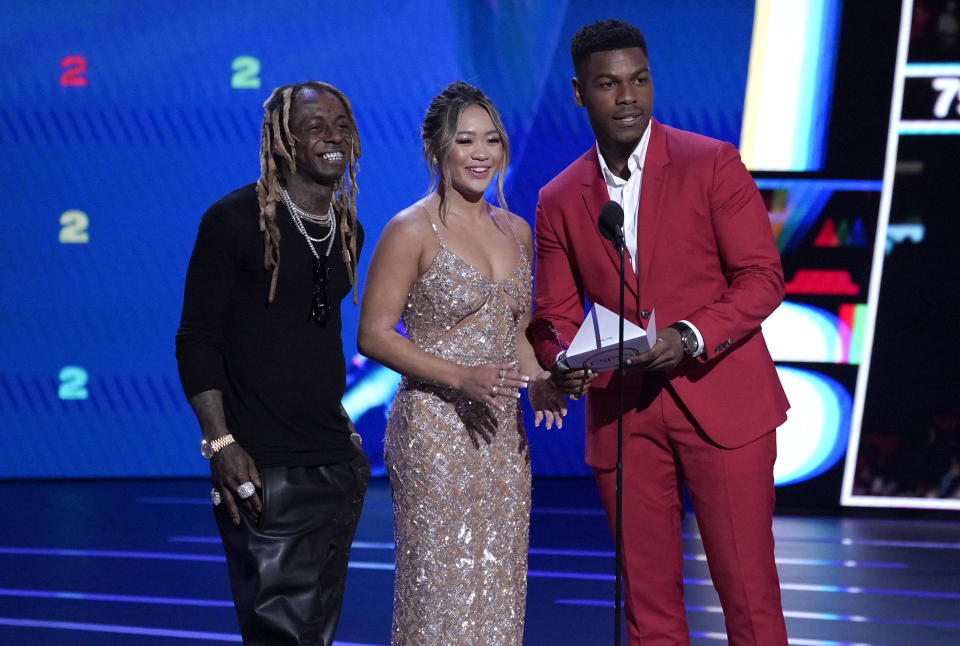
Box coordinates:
[640,309,650,319]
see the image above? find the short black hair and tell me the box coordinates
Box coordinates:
[570,19,648,72]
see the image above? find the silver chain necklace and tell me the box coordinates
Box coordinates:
[279,187,335,259]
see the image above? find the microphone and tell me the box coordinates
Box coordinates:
[598,200,625,253]
[597,199,628,646]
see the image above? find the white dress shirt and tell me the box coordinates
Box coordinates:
[596,125,650,274]
[596,124,704,357]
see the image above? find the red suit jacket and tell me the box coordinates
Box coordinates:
[531,120,789,469]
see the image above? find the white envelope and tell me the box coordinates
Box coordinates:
[565,304,656,372]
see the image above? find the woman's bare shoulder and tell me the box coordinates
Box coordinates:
[495,206,533,246]
[380,200,436,244]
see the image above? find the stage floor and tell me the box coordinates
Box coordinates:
[0,477,957,645]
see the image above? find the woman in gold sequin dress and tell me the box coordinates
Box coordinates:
[358,81,566,645]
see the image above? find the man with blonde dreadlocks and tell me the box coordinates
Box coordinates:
[176,81,369,646]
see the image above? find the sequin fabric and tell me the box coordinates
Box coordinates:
[384,221,532,646]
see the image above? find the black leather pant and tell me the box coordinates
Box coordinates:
[215,449,370,646]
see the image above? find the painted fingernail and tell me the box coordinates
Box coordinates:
[521,375,530,381]
[514,392,521,399]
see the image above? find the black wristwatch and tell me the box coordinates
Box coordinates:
[668,322,698,358]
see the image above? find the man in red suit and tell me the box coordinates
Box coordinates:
[530,19,790,645]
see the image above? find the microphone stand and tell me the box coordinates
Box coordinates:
[613,227,626,646]
[597,201,627,645]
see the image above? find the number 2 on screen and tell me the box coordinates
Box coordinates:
[231,56,261,89]
[60,55,88,87]
[60,210,89,243]
[59,366,89,400]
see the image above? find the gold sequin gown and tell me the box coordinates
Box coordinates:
[384,220,532,646]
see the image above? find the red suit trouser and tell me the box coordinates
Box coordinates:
[593,386,788,646]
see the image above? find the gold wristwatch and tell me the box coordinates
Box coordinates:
[200,434,235,459]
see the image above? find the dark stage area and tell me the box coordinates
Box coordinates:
[0,477,957,645]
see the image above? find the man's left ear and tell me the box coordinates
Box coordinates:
[571,77,584,107]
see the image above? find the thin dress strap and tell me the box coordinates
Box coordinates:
[412,203,445,248]
[494,205,527,260]
[430,222,444,247]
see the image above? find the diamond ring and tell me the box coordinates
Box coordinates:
[236,481,256,500]
[491,385,498,396]
[498,369,506,379]
[211,488,222,506]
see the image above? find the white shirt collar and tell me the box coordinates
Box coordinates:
[596,120,652,188]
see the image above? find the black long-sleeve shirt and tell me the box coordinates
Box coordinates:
[175,183,362,467]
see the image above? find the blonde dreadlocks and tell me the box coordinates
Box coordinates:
[255,81,362,304]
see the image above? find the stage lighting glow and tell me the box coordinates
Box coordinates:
[753,178,881,254]
[774,366,851,486]
[342,362,401,422]
[763,301,857,364]
[741,0,840,171]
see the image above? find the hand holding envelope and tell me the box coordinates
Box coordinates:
[564,304,657,372]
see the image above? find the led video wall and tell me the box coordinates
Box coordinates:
[2,0,955,510]
[0,0,756,479]
[840,0,960,510]
[745,0,960,510]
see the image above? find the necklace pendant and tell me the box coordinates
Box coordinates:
[310,256,330,326]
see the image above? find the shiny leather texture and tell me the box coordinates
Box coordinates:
[215,450,370,645]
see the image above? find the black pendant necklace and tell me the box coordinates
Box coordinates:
[311,256,330,326]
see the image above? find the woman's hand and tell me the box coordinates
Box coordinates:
[458,361,528,409]
[528,370,568,429]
